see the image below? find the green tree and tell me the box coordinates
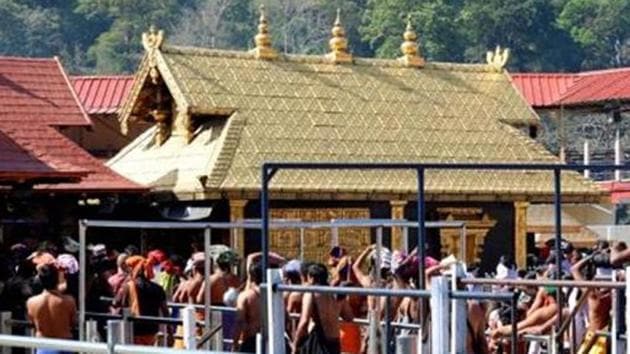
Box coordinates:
[461,0,581,71]
[558,0,630,69]
[76,0,187,73]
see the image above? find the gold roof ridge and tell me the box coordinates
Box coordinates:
[161,44,498,72]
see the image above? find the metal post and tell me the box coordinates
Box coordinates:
[460,225,467,263]
[107,320,122,354]
[79,221,86,341]
[182,306,196,350]
[553,167,563,354]
[299,228,305,261]
[416,167,426,354]
[626,265,630,354]
[450,264,466,354]
[612,287,619,354]
[121,308,133,344]
[86,320,99,342]
[511,292,518,354]
[616,126,623,181]
[430,276,449,354]
[584,139,590,179]
[203,226,212,350]
[331,225,339,247]
[260,166,270,354]
[266,269,285,354]
[384,295,391,354]
[0,312,11,354]
[402,226,409,254]
[396,335,417,354]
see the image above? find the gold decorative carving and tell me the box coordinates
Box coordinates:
[486,45,510,71]
[251,5,278,60]
[514,201,529,268]
[270,208,370,263]
[398,15,425,68]
[326,9,352,64]
[437,207,497,264]
[142,25,164,51]
[229,200,248,257]
[390,200,407,250]
[152,109,171,145]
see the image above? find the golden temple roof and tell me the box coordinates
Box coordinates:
[110,29,604,202]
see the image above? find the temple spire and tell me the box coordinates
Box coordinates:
[398,15,424,68]
[251,5,278,60]
[326,9,352,64]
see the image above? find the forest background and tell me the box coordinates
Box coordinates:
[1,0,629,74]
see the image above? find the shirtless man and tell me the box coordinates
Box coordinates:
[174,259,205,304]
[196,251,241,305]
[491,286,559,339]
[233,261,263,353]
[571,253,611,353]
[293,263,353,354]
[27,264,76,354]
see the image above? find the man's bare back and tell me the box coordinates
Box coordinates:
[312,293,343,340]
[27,290,76,339]
[235,286,261,341]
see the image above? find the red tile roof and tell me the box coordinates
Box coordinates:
[511,67,630,108]
[71,75,134,115]
[0,56,143,192]
[0,57,91,126]
[0,129,86,183]
[511,73,578,108]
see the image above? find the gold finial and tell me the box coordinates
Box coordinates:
[398,15,424,68]
[486,45,510,71]
[142,25,164,51]
[251,4,278,60]
[327,8,352,64]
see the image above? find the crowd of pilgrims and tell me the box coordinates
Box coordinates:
[1,237,630,354]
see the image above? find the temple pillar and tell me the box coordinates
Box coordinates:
[229,199,248,256]
[514,201,529,269]
[390,200,408,251]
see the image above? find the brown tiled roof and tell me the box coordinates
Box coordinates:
[0,56,143,192]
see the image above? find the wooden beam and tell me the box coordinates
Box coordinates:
[390,200,407,251]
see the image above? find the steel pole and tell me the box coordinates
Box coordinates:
[553,168,563,353]
[79,220,86,341]
[417,168,426,354]
[203,227,211,350]
[260,166,271,354]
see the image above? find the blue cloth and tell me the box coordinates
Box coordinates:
[35,349,73,354]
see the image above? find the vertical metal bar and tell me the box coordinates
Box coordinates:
[299,228,305,261]
[331,225,339,247]
[612,288,619,354]
[553,168,563,354]
[385,295,391,354]
[625,265,630,354]
[203,227,212,350]
[260,165,271,354]
[182,306,196,350]
[416,167,426,354]
[107,320,122,354]
[266,269,286,354]
[376,226,383,286]
[79,220,86,341]
[460,225,467,263]
[402,226,409,254]
[511,292,518,354]
[450,264,466,354]
[430,276,449,354]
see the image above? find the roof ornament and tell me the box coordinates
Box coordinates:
[398,15,425,68]
[251,5,278,60]
[142,25,165,51]
[486,46,510,71]
[326,9,352,64]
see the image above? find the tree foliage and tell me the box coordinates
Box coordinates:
[0,0,628,73]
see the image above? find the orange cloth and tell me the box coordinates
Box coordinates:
[124,256,154,316]
[339,322,361,354]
